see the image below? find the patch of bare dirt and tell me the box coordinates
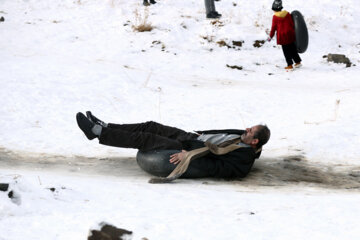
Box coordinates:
[240,155,360,190]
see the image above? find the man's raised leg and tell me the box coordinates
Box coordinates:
[99,128,184,152]
[106,121,197,142]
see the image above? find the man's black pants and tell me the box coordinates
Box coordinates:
[99,121,198,151]
[282,42,302,66]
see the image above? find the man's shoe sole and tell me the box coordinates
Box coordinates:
[76,112,96,140]
[86,111,94,122]
[86,111,106,127]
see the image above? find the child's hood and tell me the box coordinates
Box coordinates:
[274,10,289,18]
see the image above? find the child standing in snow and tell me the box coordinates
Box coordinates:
[268,0,301,70]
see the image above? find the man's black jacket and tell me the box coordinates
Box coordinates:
[181,129,260,179]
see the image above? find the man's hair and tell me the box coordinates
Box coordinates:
[254,125,271,148]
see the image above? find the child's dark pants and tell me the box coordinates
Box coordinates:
[282,42,302,66]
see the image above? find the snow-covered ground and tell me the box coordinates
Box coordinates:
[2,167,360,240]
[0,0,360,239]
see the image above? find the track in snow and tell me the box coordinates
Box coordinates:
[1,148,360,190]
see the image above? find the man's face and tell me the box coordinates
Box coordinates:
[241,125,261,146]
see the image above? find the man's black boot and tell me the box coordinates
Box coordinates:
[86,111,107,127]
[76,112,97,140]
[150,0,156,4]
[143,0,150,6]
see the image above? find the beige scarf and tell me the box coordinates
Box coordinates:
[149,138,260,183]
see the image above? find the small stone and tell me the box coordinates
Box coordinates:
[88,223,132,240]
[253,40,265,48]
[0,16,4,22]
[0,183,9,191]
[8,190,21,205]
[326,53,352,67]
[226,64,243,70]
[101,224,132,239]
[88,231,111,240]
[232,40,244,47]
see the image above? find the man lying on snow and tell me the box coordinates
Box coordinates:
[76,111,270,182]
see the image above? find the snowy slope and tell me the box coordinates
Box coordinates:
[1,0,360,164]
[0,0,360,239]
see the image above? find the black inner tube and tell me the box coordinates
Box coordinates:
[136,150,210,178]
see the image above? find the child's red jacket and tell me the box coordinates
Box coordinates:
[270,10,296,45]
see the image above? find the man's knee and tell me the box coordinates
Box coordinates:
[144,120,158,126]
[143,121,163,130]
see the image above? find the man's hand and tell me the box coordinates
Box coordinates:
[169,150,188,165]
